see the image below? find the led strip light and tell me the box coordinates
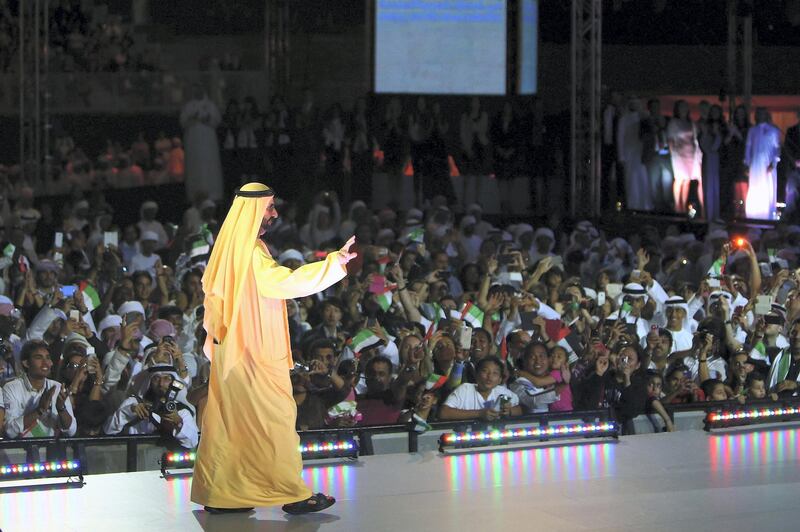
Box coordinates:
[0,460,82,481]
[439,422,618,451]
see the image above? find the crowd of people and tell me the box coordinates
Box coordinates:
[180,88,562,214]
[0,0,157,74]
[1,183,800,451]
[605,93,800,223]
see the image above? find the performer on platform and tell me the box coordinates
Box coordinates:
[745,108,781,220]
[190,182,356,514]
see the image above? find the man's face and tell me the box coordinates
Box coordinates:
[142,207,157,221]
[525,345,550,377]
[471,331,490,361]
[510,331,531,355]
[149,374,173,398]
[135,276,152,301]
[62,353,85,382]
[259,199,279,236]
[400,336,422,364]
[312,347,336,373]
[141,240,158,254]
[476,361,502,392]
[322,304,342,327]
[667,307,685,329]
[732,354,749,379]
[25,348,53,379]
[166,314,183,336]
[37,270,56,288]
[433,253,449,271]
[365,361,392,393]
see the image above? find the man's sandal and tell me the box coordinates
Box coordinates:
[282,493,336,515]
[203,506,254,514]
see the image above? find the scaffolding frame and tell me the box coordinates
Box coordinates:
[570,0,602,217]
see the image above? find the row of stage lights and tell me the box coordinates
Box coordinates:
[704,405,800,430]
[5,404,800,487]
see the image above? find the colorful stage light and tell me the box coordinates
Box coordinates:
[0,460,83,484]
[704,405,800,430]
[299,439,359,460]
[438,422,618,453]
[160,451,196,477]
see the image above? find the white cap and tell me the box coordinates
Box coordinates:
[141,230,159,242]
[117,300,146,318]
[98,314,123,332]
[278,249,305,265]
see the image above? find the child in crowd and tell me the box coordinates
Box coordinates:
[645,371,674,432]
[701,379,729,402]
[548,345,573,412]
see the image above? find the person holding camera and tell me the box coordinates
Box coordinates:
[57,333,108,436]
[103,365,198,449]
[439,356,521,421]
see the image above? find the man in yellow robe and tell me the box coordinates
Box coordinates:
[190,182,356,514]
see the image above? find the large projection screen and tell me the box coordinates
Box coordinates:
[374,0,507,95]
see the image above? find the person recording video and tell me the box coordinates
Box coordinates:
[103,365,198,449]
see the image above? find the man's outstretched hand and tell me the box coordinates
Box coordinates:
[337,236,357,266]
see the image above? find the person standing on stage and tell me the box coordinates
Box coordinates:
[190,182,356,514]
[745,108,781,220]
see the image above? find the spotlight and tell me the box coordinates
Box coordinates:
[0,460,83,486]
[299,436,359,460]
[438,421,618,453]
[160,451,196,478]
[704,403,800,431]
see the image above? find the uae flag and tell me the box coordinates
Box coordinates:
[460,302,484,328]
[376,289,393,311]
[79,281,101,311]
[707,258,724,277]
[407,227,424,243]
[425,373,448,390]
[349,329,382,354]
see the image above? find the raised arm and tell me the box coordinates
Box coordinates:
[255,237,356,300]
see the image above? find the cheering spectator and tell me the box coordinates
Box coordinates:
[2,340,76,438]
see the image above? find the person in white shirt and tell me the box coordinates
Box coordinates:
[136,201,169,249]
[439,356,521,421]
[129,230,161,278]
[661,296,694,353]
[510,343,560,413]
[2,340,76,438]
[103,365,199,449]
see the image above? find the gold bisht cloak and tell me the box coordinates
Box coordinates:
[190,182,348,508]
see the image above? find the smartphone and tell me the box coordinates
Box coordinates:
[457,325,472,350]
[755,295,773,315]
[759,263,772,277]
[69,309,81,321]
[549,256,564,269]
[597,292,606,306]
[54,232,63,248]
[86,348,97,373]
[103,231,118,247]
[708,278,721,289]
[125,311,141,324]
[498,253,515,266]
[519,311,537,331]
[436,271,451,280]
[631,269,641,278]
[366,316,378,328]
[61,285,78,298]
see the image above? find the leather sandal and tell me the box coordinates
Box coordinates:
[281,493,336,515]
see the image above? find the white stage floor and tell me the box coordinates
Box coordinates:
[2,427,800,532]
